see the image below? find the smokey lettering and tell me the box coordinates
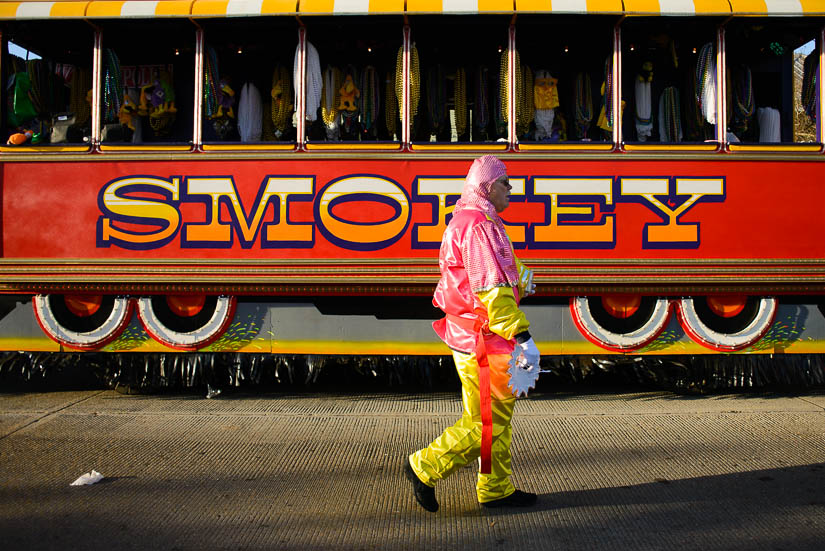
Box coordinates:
[96,174,725,251]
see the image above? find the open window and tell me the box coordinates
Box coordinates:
[300,16,401,150]
[200,16,298,150]
[725,18,821,149]
[1,19,94,151]
[517,15,615,151]
[98,18,194,150]
[621,17,720,150]
[408,15,509,151]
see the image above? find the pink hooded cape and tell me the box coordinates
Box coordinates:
[432,155,521,355]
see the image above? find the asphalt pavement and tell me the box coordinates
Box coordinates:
[1,387,824,550]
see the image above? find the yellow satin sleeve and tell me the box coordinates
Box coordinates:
[514,256,532,299]
[477,286,530,341]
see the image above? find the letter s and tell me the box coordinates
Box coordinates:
[97,176,181,250]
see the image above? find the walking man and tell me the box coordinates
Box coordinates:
[404,155,540,512]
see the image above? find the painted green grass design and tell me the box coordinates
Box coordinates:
[104,323,151,351]
[745,314,804,352]
[205,313,266,352]
[637,328,688,353]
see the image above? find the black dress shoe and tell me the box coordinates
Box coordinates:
[403,460,439,512]
[481,489,537,508]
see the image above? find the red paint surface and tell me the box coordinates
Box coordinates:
[2,158,823,260]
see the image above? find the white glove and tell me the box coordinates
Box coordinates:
[518,337,540,369]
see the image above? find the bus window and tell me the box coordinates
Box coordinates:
[409,15,509,148]
[517,15,614,148]
[2,20,93,149]
[301,16,401,148]
[621,17,719,145]
[725,18,820,145]
[98,18,194,147]
[201,17,297,146]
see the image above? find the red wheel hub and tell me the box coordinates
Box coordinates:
[64,295,102,317]
[165,295,206,317]
[706,295,747,318]
[601,294,641,319]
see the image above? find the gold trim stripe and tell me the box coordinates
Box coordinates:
[411,143,508,151]
[518,143,614,151]
[202,143,296,151]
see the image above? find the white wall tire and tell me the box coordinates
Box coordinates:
[33,295,132,350]
[137,295,236,351]
[570,296,672,352]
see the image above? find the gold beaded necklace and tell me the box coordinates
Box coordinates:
[321,66,341,127]
[498,49,524,124]
[270,65,293,134]
[385,71,398,139]
[517,65,533,136]
[396,44,420,121]
[69,66,91,125]
[454,67,467,138]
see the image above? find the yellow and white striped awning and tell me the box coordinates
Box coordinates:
[728,0,825,15]
[3,0,825,18]
[84,1,193,17]
[0,1,90,20]
[297,0,404,15]
[405,0,513,13]
[514,0,623,13]
[192,0,297,17]
[622,0,732,15]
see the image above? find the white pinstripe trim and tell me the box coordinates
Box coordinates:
[765,0,803,14]
[334,0,371,13]
[120,1,160,17]
[442,0,478,13]
[226,0,265,15]
[549,0,588,13]
[16,2,55,19]
[659,0,696,15]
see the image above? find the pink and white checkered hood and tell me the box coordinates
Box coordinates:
[431,156,520,354]
[452,155,520,293]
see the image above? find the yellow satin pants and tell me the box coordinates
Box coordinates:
[409,350,516,503]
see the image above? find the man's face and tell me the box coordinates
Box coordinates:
[488,175,511,213]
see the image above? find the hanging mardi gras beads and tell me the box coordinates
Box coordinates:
[574,72,592,140]
[321,66,341,128]
[517,64,533,137]
[732,65,754,134]
[426,65,447,136]
[599,57,613,132]
[475,66,489,134]
[660,86,681,142]
[695,42,715,126]
[271,65,293,136]
[361,65,380,133]
[802,53,818,122]
[385,70,398,139]
[69,66,92,125]
[203,46,219,119]
[454,67,467,138]
[395,44,420,122]
[102,48,123,124]
[499,48,523,123]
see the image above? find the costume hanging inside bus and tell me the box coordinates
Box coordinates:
[405,155,539,511]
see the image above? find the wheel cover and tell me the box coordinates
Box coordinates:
[137,295,236,351]
[33,295,132,350]
[676,296,776,351]
[570,296,671,352]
